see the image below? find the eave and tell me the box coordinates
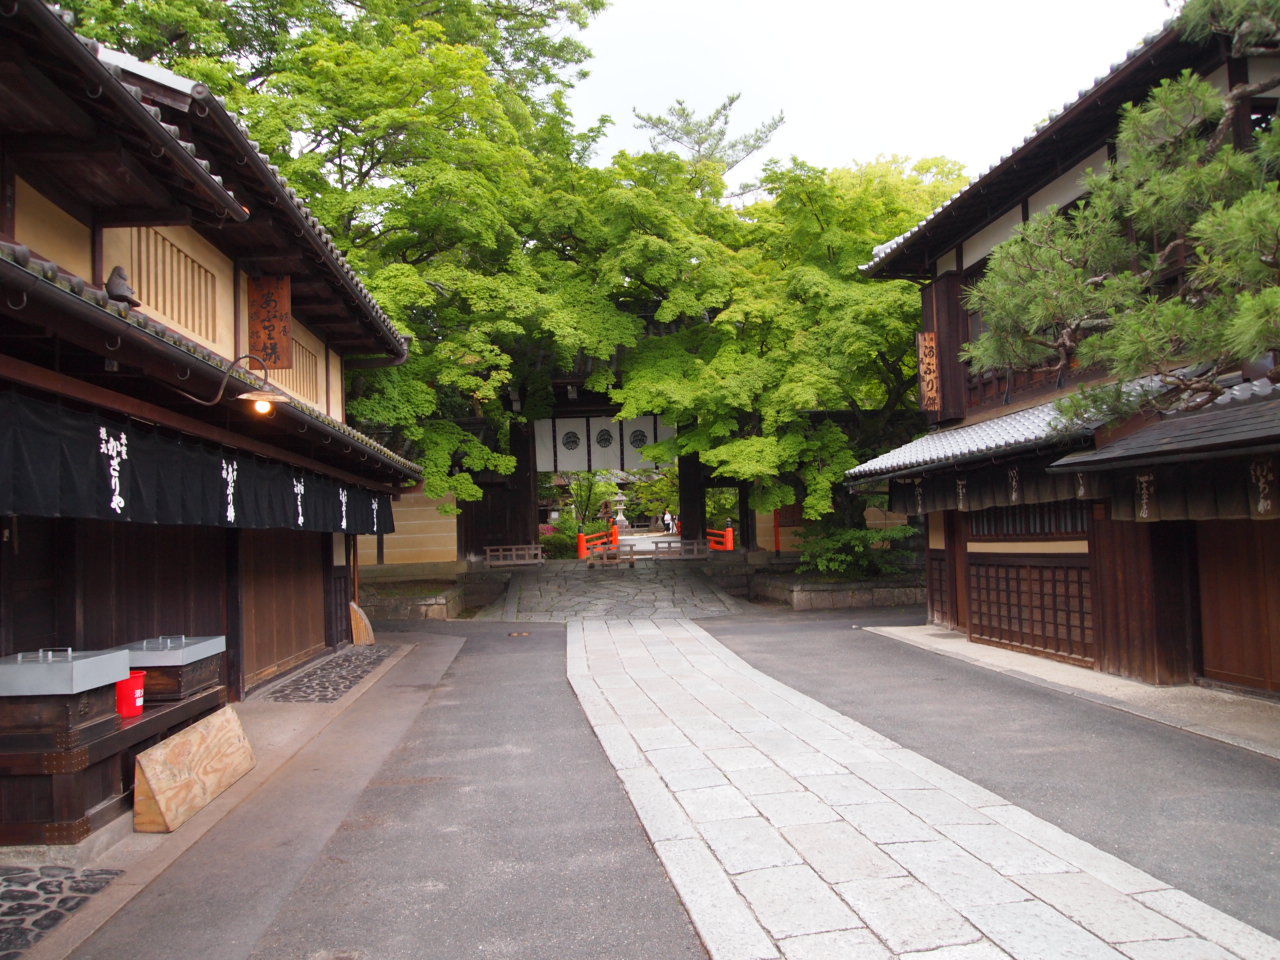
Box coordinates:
[861,24,1215,280]
[0,243,422,490]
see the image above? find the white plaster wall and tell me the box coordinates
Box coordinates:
[1028,147,1110,216]
[962,207,1024,266]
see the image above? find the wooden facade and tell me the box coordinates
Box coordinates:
[240,530,329,690]
[855,23,1280,695]
[0,2,421,843]
[1198,521,1280,692]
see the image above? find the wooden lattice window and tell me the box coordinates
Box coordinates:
[270,338,321,406]
[968,502,1090,540]
[927,551,952,627]
[968,556,1094,664]
[127,228,216,342]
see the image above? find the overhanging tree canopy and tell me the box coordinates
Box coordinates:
[60,0,966,528]
[963,0,1280,417]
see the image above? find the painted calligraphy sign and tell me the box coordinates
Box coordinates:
[1249,459,1277,519]
[1136,472,1156,521]
[98,427,128,514]
[917,331,940,412]
[247,275,293,369]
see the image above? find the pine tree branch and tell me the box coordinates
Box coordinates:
[1205,72,1280,157]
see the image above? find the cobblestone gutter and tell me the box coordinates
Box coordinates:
[0,866,122,957]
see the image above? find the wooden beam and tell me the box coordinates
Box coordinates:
[0,54,96,140]
[95,206,192,228]
[2,133,121,158]
[0,353,399,493]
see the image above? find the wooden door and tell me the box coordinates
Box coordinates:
[1198,520,1280,692]
[946,511,969,630]
[1091,519,1195,684]
[0,516,65,656]
[239,529,327,690]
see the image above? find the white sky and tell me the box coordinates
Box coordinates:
[566,0,1179,188]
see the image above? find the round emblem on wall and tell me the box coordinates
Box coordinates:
[561,431,580,450]
[596,429,614,448]
[629,430,648,449]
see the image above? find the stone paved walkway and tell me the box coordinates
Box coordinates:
[476,560,743,622]
[568,617,1280,960]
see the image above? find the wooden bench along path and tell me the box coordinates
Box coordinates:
[653,539,709,560]
[484,544,546,568]
[586,542,636,568]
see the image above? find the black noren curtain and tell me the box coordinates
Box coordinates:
[0,390,394,534]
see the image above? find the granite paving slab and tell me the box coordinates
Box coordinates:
[568,618,1280,960]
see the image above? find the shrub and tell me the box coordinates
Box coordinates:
[540,516,611,559]
[539,531,579,559]
[794,522,918,580]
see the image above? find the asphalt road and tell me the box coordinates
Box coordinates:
[703,606,1280,940]
[70,623,706,960]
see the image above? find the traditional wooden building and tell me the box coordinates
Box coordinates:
[0,2,421,841]
[851,23,1280,694]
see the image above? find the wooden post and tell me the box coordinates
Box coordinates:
[677,451,706,540]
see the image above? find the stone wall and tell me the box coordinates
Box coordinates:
[360,584,464,621]
[750,574,924,611]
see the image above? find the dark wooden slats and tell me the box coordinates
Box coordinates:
[968,555,1094,664]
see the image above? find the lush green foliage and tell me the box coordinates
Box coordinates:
[794,522,917,579]
[538,531,579,559]
[964,2,1280,416]
[613,156,967,520]
[626,470,678,520]
[552,472,619,530]
[632,93,784,193]
[66,0,968,542]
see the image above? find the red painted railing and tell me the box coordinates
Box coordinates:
[577,522,620,559]
[707,523,734,552]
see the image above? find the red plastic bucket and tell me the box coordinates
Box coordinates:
[116,670,146,718]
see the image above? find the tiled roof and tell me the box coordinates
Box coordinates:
[1174,376,1280,414]
[860,21,1176,277]
[26,4,247,223]
[1054,384,1280,471]
[29,6,404,361]
[0,240,422,481]
[846,399,1083,481]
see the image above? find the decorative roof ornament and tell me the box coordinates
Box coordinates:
[105,266,141,307]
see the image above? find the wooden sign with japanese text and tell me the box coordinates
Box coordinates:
[247,275,292,369]
[917,331,940,412]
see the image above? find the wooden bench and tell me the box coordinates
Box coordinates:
[653,539,709,560]
[484,544,546,568]
[587,542,636,568]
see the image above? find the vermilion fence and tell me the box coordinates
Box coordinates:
[577,523,620,560]
[707,524,734,551]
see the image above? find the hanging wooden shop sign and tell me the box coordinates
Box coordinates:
[917,331,940,412]
[247,275,292,369]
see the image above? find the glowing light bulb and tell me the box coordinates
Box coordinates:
[253,399,273,414]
